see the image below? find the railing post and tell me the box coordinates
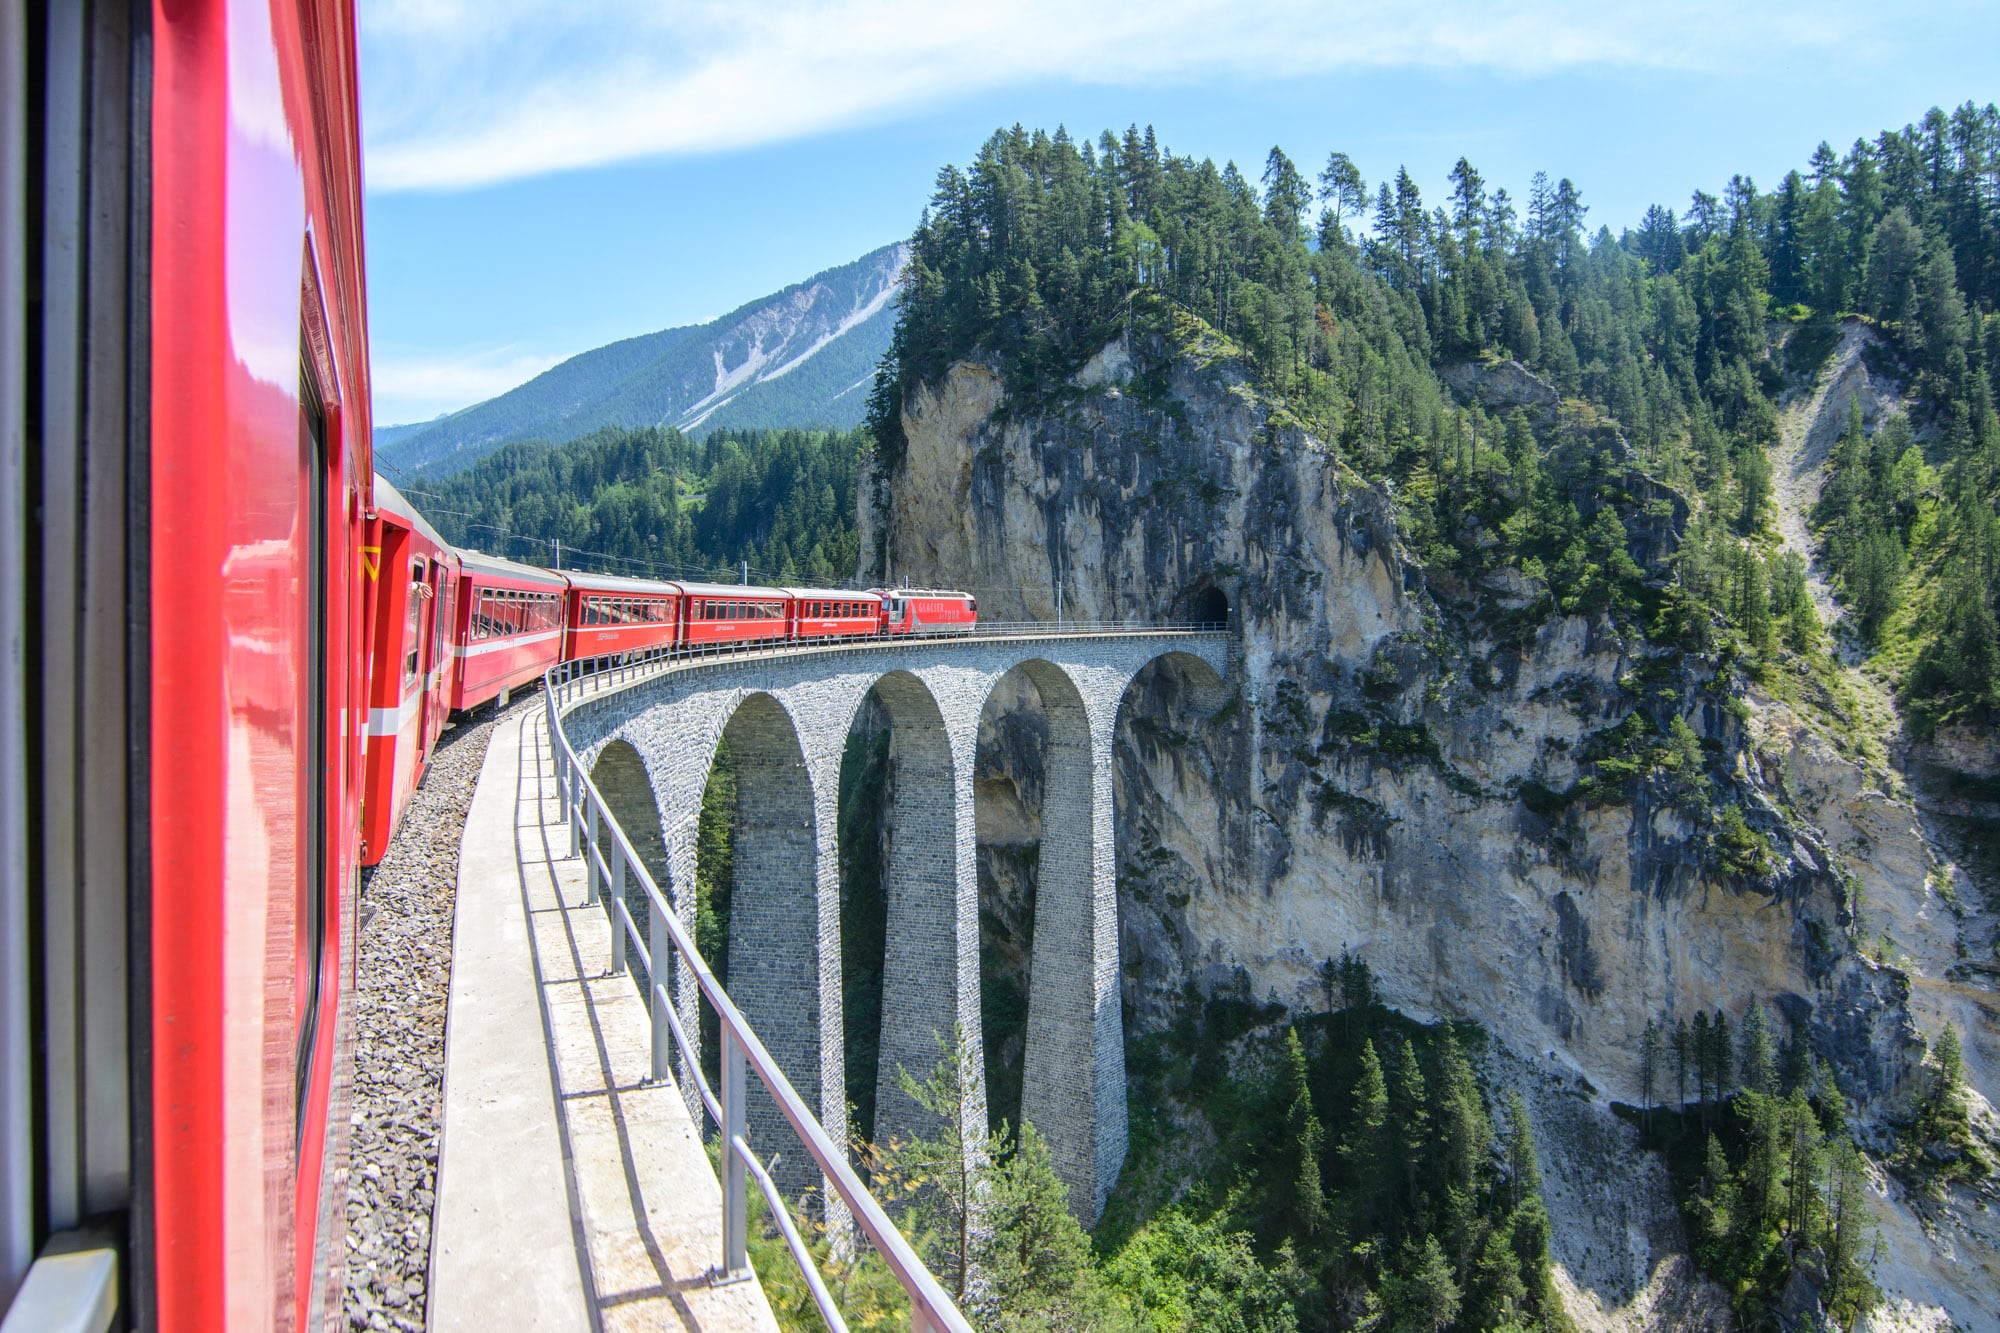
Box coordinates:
[567,764,581,858]
[585,801,600,905]
[609,842,627,976]
[648,897,671,1083]
[719,1029,750,1284]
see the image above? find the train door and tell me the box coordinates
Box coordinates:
[295,355,330,1149]
[405,556,430,760]
[426,563,451,745]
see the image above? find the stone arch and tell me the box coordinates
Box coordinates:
[979,658,1122,1223]
[715,691,825,1194]
[589,739,670,999]
[857,670,979,1148]
[1110,650,1237,1035]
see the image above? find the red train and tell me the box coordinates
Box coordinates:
[356,515,976,865]
[1,1,974,1327]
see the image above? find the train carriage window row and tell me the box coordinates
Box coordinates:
[696,599,785,620]
[582,595,674,626]
[470,589,563,640]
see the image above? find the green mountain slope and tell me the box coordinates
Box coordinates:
[406,424,864,588]
[381,242,906,478]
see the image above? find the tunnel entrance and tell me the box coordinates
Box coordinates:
[1184,584,1230,628]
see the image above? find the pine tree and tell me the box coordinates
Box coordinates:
[1390,1039,1431,1221]
[1691,1011,1712,1111]
[1917,1024,1975,1166]
[1674,1016,1692,1113]
[1504,1090,1540,1209]
[1345,1038,1392,1232]
[971,1121,1113,1331]
[1825,1137,1874,1312]
[1739,1000,1777,1096]
[1710,1010,1735,1102]
[870,1026,983,1299]
[1278,1027,1328,1240]
[1318,151,1367,242]
[1432,1029,1492,1199]
[1640,1018,1663,1130]
[1384,1235,1461,1333]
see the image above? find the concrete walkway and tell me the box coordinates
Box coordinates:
[429,709,780,1333]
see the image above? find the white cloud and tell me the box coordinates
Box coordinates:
[358,0,1856,192]
[370,345,566,424]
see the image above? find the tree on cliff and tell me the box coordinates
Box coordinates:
[1277,1027,1329,1241]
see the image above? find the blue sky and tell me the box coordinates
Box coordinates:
[358,0,2000,428]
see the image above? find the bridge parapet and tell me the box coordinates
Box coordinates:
[546,626,1230,1242]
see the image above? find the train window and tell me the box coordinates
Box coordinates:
[402,583,423,687]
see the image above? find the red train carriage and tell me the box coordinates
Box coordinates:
[788,588,885,640]
[359,476,461,866]
[878,588,980,634]
[451,553,569,712]
[565,570,681,663]
[675,581,792,648]
[3,0,376,1327]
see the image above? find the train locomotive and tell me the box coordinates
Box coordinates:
[0,0,972,1326]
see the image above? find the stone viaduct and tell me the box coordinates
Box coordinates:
[554,629,1231,1223]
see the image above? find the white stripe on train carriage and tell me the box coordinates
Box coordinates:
[453,628,564,659]
[366,701,414,738]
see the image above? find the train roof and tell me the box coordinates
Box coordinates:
[781,588,883,602]
[564,569,681,595]
[671,580,791,599]
[370,473,452,554]
[456,549,570,589]
[874,587,976,599]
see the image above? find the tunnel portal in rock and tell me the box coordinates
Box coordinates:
[1183,584,1231,628]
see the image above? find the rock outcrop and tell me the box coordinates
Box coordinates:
[864,331,2000,1328]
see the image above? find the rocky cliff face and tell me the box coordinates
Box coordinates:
[864,333,2000,1329]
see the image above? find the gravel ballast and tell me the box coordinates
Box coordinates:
[344,697,531,1331]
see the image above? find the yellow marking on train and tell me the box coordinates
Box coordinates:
[362,545,381,581]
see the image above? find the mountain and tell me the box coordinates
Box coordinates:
[866,115,2000,1330]
[381,242,906,478]
[372,419,438,453]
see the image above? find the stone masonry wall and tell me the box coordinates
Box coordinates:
[556,632,1229,1222]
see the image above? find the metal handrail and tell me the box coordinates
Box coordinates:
[543,669,981,1333]
[548,619,1230,712]
[536,616,1224,1330]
